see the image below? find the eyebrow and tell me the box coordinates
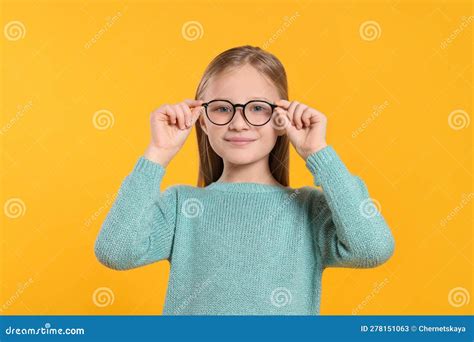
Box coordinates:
[219,96,272,102]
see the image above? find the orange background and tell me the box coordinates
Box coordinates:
[1,0,472,315]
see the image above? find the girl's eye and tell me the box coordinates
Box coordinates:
[249,104,269,113]
[217,106,231,112]
[248,105,263,112]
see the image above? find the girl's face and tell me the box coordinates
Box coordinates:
[199,64,285,165]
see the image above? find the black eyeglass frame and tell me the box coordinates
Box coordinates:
[201,99,278,126]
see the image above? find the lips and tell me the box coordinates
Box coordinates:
[224,137,257,146]
[225,138,256,142]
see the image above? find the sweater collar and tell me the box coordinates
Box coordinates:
[205,181,292,193]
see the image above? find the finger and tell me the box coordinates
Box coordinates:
[190,104,204,125]
[294,103,308,129]
[275,108,297,136]
[302,109,312,127]
[275,106,293,128]
[282,105,294,126]
[275,99,291,109]
[273,107,290,130]
[184,99,204,108]
[288,101,299,127]
[311,111,327,124]
[179,102,193,128]
[174,104,186,130]
[165,104,177,125]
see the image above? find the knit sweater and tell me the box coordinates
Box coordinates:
[94,145,395,315]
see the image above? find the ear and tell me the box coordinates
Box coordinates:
[199,113,208,135]
[275,127,286,137]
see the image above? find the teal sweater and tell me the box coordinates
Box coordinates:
[94,145,395,315]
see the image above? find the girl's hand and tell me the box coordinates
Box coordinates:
[144,99,204,166]
[274,99,328,160]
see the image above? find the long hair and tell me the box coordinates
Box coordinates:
[194,45,290,187]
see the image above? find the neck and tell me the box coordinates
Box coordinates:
[218,156,280,185]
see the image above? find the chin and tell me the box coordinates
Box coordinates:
[219,150,260,165]
[225,155,257,165]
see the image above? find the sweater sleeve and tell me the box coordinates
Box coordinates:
[305,145,395,269]
[94,156,178,270]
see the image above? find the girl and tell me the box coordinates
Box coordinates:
[94,45,395,315]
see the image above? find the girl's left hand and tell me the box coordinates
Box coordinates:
[274,99,328,160]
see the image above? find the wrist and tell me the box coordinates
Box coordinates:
[303,143,328,160]
[144,145,176,167]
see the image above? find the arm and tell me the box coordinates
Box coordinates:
[94,156,178,270]
[305,145,395,269]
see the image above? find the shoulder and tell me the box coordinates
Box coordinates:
[288,185,325,208]
[162,184,208,197]
[295,185,323,198]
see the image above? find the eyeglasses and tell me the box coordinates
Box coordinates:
[201,99,278,126]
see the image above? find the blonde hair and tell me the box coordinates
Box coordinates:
[194,45,290,187]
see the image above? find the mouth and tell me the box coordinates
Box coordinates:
[224,138,257,146]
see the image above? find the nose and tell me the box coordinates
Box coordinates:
[228,107,250,130]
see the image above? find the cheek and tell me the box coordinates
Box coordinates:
[244,127,279,157]
[205,126,226,151]
[259,127,279,149]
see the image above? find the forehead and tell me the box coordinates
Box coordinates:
[204,64,280,101]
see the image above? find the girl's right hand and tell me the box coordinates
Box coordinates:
[144,99,204,166]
